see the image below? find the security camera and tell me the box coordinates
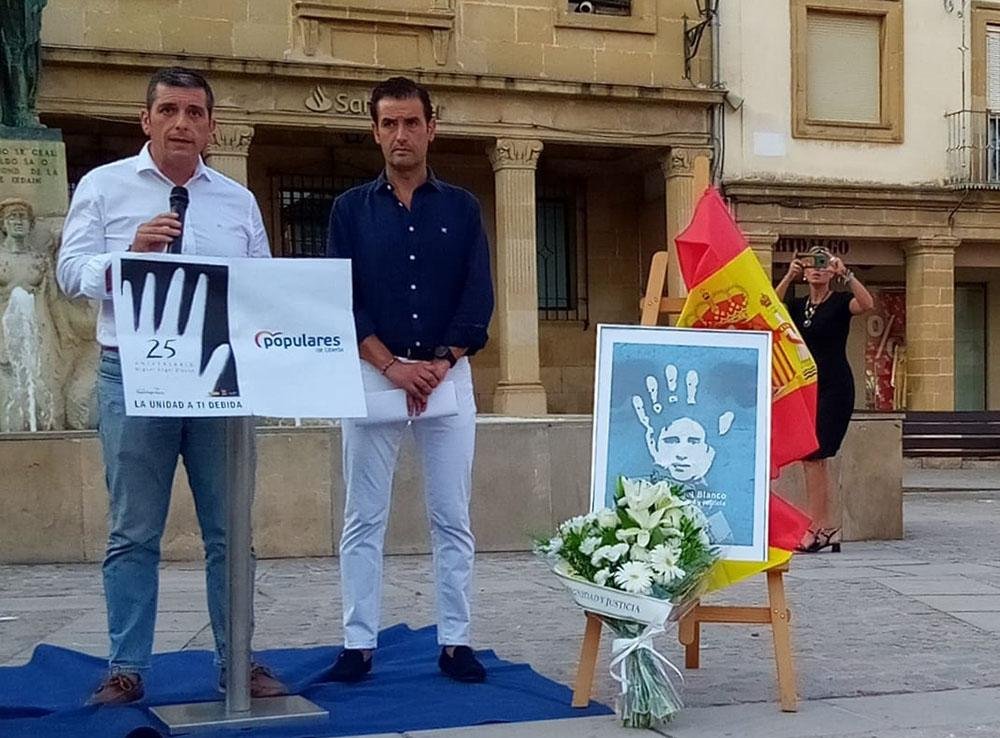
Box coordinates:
[575,1,595,12]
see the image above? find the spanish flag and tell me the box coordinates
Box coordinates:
[675,188,815,590]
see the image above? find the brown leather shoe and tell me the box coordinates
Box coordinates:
[219,663,288,698]
[250,664,288,698]
[87,672,144,705]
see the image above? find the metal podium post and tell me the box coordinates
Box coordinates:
[150,417,327,734]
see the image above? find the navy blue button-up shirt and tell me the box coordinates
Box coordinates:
[326,170,494,357]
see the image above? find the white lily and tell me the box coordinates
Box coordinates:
[614,527,651,548]
[621,477,663,511]
[579,536,602,555]
[594,568,611,587]
[628,505,666,531]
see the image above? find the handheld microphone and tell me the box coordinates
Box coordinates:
[168,186,189,254]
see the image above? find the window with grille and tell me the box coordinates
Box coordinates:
[536,182,587,321]
[271,175,367,258]
[566,0,631,16]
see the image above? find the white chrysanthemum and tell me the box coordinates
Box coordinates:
[562,514,594,535]
[579,536,602,555]
[649,543,678,570]
[591,545,611,567]
[630,543,651,562]
[613,561,654,594]
[596,508,619,528]
[593,542,630,566]
[546,536,563,554]
[594,568,611,587]
[649,543,685,584]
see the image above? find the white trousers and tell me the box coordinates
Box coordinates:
[340,358,477,649]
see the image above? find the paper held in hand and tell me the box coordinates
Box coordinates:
[356,382,459,424]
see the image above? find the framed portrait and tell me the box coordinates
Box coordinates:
[590,324,773,562]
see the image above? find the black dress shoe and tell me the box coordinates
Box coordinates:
[439,646,486,683]
[327,648,372,682]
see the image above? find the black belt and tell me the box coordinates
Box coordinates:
[101,345,119,353]
[389,345,435,361]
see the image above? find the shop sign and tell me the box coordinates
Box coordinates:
[775,237,851,256]
[304,85,443,118]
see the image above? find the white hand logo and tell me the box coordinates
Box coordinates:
[631,365,734,484]
[122,267,232,398]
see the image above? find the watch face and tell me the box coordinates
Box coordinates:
[434,346,449,359]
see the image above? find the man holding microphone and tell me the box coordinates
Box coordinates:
[57,67,285,705]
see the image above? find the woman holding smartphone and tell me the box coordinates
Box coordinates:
[776,247,874,553]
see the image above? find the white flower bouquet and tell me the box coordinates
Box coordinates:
[536,476,719,728]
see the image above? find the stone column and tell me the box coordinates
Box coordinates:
[903,236,958,410]
[746,232,778,279]
[661,148,711,299]
[206,123,254,185]
[489,138,547,416]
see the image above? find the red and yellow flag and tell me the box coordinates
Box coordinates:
[674,188,814,590]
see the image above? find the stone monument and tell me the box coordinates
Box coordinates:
[0,1,99,431]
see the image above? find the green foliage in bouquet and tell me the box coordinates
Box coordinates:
[537,476,719,603]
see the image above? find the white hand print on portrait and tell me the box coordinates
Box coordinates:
[631,364,735,485]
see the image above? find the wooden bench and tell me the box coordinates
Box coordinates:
[903,411,1000,457]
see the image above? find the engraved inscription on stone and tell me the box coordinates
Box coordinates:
[0,139,69,216]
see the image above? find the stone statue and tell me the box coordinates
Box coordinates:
[0,0,48,128]
[0,197,96,431]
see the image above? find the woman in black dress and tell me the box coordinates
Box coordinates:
[776,248,874,552]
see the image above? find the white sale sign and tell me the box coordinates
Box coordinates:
[111,253,366,418]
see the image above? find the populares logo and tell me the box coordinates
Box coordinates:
[254,330,342,350]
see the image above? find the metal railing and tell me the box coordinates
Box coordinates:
[946,109,1000,189]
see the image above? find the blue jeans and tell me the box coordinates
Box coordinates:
[98,351,243,674]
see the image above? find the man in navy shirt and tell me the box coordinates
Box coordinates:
[326,77,493,683]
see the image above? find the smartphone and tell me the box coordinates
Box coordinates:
[795,251,829,269]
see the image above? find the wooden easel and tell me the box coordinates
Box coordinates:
[570,220,799,712]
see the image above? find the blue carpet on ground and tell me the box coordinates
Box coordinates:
[0,623,612,737]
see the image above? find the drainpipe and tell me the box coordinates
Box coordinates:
[711,1,724,185]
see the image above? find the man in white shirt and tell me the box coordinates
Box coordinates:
[57,67,285,705]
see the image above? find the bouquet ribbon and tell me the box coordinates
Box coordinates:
[608,621,684,695]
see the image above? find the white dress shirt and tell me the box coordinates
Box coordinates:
[57,142,271,347]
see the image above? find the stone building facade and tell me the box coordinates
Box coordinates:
[721,0,1000,412]
[37,0,722,415]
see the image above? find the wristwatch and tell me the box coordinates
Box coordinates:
[433,345,458,367]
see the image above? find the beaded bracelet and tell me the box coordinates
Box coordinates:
[380,357,397,375]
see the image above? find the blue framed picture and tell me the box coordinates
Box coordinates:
[590,325,772,562]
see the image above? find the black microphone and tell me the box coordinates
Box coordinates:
[168,186,189,254]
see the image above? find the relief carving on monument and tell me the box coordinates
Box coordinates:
[0,198,97,431]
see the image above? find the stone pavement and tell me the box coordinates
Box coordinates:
[4,472,1000,736]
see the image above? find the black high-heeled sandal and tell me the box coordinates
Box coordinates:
[796,527,842,554]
